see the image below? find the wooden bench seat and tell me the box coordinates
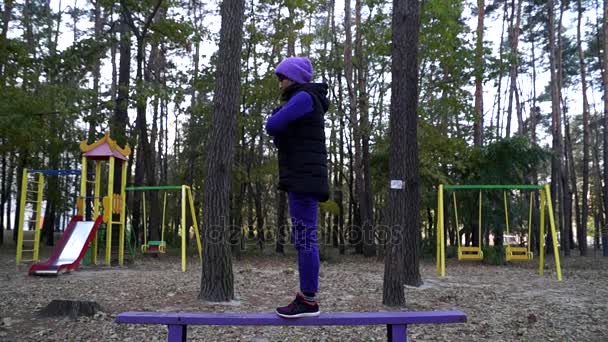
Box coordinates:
[116,310,467,342]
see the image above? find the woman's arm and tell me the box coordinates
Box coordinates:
[265,91,314,136]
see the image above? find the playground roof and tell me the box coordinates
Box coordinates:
[80,132,131,160]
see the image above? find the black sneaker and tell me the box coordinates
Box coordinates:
[276,293,320,318]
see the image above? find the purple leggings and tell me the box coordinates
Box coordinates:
[288,192,320,294]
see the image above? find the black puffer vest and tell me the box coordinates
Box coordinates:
[276,83,330,202]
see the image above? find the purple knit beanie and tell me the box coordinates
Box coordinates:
[275,57,313,84]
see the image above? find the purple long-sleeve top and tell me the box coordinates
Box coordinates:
[265,91,314,137]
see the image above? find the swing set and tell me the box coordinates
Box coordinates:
[436,184,562,281]
[126,185,202,272]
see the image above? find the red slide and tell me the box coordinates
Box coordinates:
[29,215,104,276]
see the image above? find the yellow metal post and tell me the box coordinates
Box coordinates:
[16,168,28,265]
[539,190,545,276]
[32,173,44,262]
[93,160,101,264]
[181,185,187,272]
[544,184,562,281]
[105,156,115,265]
[119,160,127,265]
[80,157,87,215]
[187,187,203,263]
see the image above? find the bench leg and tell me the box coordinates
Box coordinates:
[167,324,187,342]
[386,324,407,342]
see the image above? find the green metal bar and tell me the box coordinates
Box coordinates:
[443,184,543,190]
[126,185,185,191]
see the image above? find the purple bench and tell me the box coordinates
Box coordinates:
[115,310,467,342]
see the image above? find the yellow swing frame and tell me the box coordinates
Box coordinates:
[436,184,562,281]
[140,192,168,254]
[453,191,484,260]
[503,191,534,261]
[126,185,202,272]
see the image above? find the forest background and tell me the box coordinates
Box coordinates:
[1,0,607,271]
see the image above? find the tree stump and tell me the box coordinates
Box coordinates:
[39,300,102,318]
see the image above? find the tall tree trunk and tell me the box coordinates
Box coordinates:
[113,17,135,243]
[110,7,118,111]
[112,17,130,147]
[495,1,509,139]
[5,152,15,236]
[41,0,63,246]
[547,0,562,254]
[529,29,540,253]
[254,129,265,251]
[0,0,13,84]
[557,0,571,256]
[576,0,590,256]
[230,132,245,258]
[473,0,484,146]
[13,152,27,242]
[0,140,5,245]
[602,0,608,258]
[254,181,265,251]
[287,6,296,56]
[591,112,606,255]
[124,0,163,242]
[506,0,523,137]
[276,190,287,254]
[355,0,375,257]
[333,67,348,251]
[337,67,346,254]
[84,0,104,219]
[529,37,538,144]
[565,117,581,252]
[383,0,421,307]
[561,116,572,256]
[199,0,244,301]
[344,0,362,254]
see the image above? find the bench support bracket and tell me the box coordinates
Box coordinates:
[387,324,407,342]
[168,324,187,342]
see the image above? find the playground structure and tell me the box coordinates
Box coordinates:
[79,133,130,266]
[18,133,131,275]
[436,184,562,281]
[126,185,203,272]
[15,168,80,264]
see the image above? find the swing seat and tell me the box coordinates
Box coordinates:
[142,240,167,254]
[505,245,532,261]
[457,246,483,261]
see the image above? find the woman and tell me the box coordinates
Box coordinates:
[265,56,330,318]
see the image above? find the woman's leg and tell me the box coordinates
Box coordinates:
[288,192,320,295]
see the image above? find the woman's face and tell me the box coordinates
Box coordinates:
[277,74,294,93]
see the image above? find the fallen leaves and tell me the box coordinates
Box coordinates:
[0,250,607,341]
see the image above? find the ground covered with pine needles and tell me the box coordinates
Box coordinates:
[1,242,607,341]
